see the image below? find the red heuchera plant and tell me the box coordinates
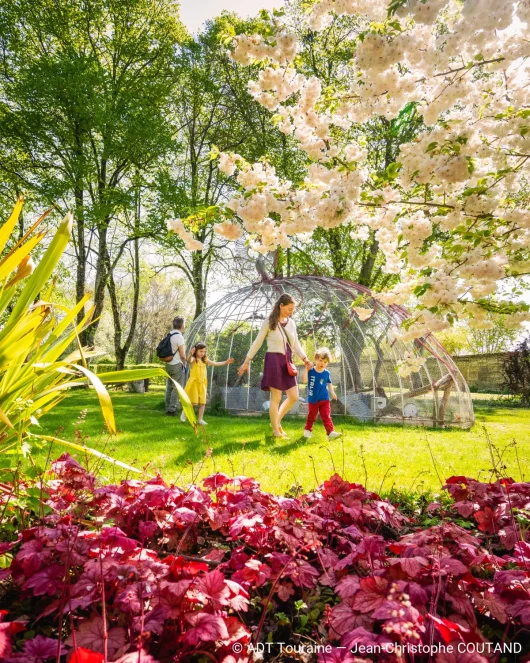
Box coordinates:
[0,457,529,663]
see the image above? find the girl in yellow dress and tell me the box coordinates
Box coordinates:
[181,342,234,426]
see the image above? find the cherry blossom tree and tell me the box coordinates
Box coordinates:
[170,0,530,368]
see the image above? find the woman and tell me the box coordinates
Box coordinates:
[238,294,312,438]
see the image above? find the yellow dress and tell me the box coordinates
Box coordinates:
[185,360,208,404]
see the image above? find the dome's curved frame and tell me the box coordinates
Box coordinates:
[185,275,475,429]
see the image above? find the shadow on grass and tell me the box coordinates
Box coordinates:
[171,436,264,465]
[37,391,530,487]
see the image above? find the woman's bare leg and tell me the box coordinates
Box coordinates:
[269,387,282,435]
[278,385,299,426]
[198,404,205,421]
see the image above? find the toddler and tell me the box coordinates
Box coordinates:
[181,342,234,426]
[302,347,342,440]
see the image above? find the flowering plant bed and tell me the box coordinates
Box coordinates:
[1,456,529,663]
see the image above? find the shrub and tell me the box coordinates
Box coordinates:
[502,336,530,404]
[1,459,529,662]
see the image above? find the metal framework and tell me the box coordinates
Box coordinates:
[185,275,475,428]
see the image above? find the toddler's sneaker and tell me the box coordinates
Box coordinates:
[198,419,208,426]
[328,431,342,440]
[180,411,187,422]
[303,430,312,438]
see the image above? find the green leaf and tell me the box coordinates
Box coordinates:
[4,213,73,338]
[35,435,142,473]
[0,196,23,254]
[385,162,401,179]
[95,368,168,383]
[414,283,432,297]
[71,363,116,434]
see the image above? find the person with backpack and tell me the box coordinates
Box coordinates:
[157,316,186,416]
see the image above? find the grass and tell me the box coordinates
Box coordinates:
[36,387,530,495]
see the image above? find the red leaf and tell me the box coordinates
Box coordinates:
[159,580,192,618]
[474,507,496,534]
[388,556,429,577]
[445,476,470,485]
[0,624,12,659]
[163,555,208,579]
[351,577,388,613]
[453,501,475,518]
[276,581,295,601]
[335,575,360,599]
[23,635,64,660]
[322,473,353,498]
[287,559,320,589]
[99,526,138,552]
[184,613,229,645]
[506,598,530,624]
[427,613,468,643]
[438,556,468,576]
[138,521,157,540]
[69,648,105,663]
[197,569,230,609]
[133,606,167,635]
[203,473,232,489]
[329,600,357,636]
[16,539,52,576]
[224,579,250,611]
[66,617,126,659]
[23,564,64,596]
[499,525,519,550]
[474,594,508,624]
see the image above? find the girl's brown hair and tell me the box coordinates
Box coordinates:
[268,294,296,330]
[189,342,208,363]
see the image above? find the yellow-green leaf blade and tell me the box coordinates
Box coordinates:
[0,196,23,254]
[71,363,116,434]
[35,435,141,473]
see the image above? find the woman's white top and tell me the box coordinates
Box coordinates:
[246,318,306,361]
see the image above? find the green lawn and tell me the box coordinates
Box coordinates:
[36,388,530,495]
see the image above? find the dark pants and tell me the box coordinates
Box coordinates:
[305,400,334,434]
[165,363,185,413]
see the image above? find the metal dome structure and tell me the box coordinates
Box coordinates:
[185,274,475,429]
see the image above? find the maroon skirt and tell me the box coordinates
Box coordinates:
[261,346,297,392]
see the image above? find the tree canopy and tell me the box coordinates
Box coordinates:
[172,0,530,376]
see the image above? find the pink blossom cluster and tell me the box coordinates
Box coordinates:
[204,0,530,335]
[166,218,204,251]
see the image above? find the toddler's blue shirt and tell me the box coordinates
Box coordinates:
[307,368,331,403]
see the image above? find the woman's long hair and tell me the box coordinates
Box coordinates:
[268,294,296,330]
[189,342,208,363]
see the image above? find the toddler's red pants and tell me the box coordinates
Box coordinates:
[305,400,334,434]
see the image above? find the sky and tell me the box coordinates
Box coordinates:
[179,0,285,34]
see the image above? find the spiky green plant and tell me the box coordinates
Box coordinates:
[0,198,195,472]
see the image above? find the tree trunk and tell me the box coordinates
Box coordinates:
[326,228,348,278]
[273,248,285,277]
[106,193,141,370]
[106,249,140,371]
[84,221,108,347]
[192,252,206,319]
[358,233,379,287]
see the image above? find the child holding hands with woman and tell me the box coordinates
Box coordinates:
[302,347,342,440]
[181,342,234,426]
